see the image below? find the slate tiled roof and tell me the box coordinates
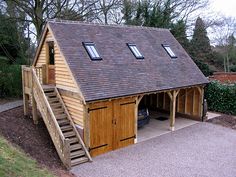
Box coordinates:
[48,21,208,102]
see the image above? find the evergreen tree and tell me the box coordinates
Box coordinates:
[171,20,189,51]
[190,17,212,61]
[122,0,133,25]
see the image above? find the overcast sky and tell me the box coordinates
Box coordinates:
[210,0,236,17]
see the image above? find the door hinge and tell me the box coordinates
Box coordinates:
[112,119,117,125]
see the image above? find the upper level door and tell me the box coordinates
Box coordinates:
[47,41,55,85]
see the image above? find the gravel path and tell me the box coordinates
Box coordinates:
[0,100,23,113]
[72,123,236,177]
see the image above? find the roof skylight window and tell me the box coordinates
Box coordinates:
[127,43,144,59]
[83,42,102,60]
[162,44,177,59]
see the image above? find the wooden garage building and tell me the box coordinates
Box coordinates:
[22,20,208,168]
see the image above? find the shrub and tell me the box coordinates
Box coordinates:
[205,81,236,115]
[0,63,22,98]
[193,59,213,76]
[230,65,236,72]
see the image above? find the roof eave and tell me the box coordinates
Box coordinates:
[85,82,209,103]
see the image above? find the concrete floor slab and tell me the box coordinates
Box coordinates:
[71,123,236,177]
[137,117,198,142]
[137,112,198,142]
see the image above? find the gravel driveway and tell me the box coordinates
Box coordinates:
[72,123,236,177]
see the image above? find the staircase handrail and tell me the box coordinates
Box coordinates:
[54,87,92,162]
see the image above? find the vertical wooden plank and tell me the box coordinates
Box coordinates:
[198,86,204,118]
[31,70,38,124]
[135,95,143,143]
[21,66,29,116]
[42,64,47,84]
[83,104,90,149]
[63,139,71,169]
[168,90,179,131]
[184,89,188,114]
[31,95,38,124]
[115,98,135,149]
[192,89,196,115]
[89,101,113,157]
[134,97,138,144]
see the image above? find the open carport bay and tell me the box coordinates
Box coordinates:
[71,123,236,177]
[137,111,198,142]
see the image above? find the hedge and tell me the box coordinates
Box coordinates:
[0,63,22,98]
[205,81,236,115]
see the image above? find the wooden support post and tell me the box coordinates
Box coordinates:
[83,104,90,149]
[134,95,143,143]
[32,94,38,124]
[184,89,188,114]
[192,89,196,115]
[197,86,204,119]
[42,64,47,84]
[31,68,38,124]
[22,65,30,116]
[23,94,29,116]
[168,90,179,131]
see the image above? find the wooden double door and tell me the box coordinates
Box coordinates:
[89,98,136,157]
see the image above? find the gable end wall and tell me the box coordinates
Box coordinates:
[34,29,84,127]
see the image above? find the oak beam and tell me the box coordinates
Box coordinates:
[42,64,47,84]
[22,65,30,116]
[83,104,90,149]
[168,90,179,131]
[31,94,38,124]
[184,89,188,114]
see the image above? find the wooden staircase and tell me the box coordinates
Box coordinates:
[44,87,91,167]
[22,66,92,169]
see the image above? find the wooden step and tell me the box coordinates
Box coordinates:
[68,137,78,144]
[61,125,73,131]
[70,143,82,151]
[63,131,76,138]
[57,119,70,126]
[52,107,64,112]
[43,87,54,92]
[54,109,64,115]
[71,157,89,166]
[45,92,56,97]
[48,97,59,103]
[56,113,67,120]
[70,150,85,159]
[51,103,62,109]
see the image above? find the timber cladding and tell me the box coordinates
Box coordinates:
[87,97,136,157]
[35,29,77,90]
[59,89,84,127]
[159,87,202,120]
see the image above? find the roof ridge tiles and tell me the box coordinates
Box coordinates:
[47,18,169,31]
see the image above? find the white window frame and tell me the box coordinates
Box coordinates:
[83,42,102,60]
[127,43,144,59]
[162,44,177,59]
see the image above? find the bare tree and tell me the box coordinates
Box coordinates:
[211,17,236,72]
[4,0,99,41]
[93,0,122,24]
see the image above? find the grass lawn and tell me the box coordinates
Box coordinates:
[0,135,54,177]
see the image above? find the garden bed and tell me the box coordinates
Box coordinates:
[0,106,74,177]
[207,115,236,130]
